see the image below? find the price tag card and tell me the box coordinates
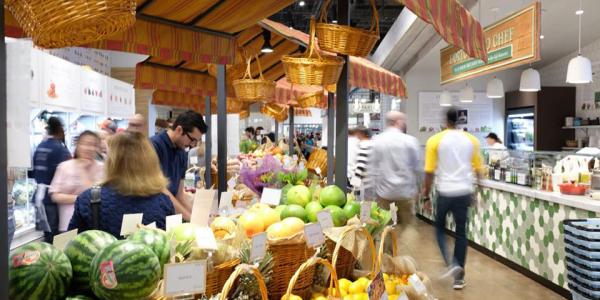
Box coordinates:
[189,156,198,165]
[390,203,398,226]
[163,260,207,296]
[120,213,143,237]
[190,189,216,227]
[399,292,409,300]
[304,223,325,248]
[260,188,282,206]
[408,274,427,294]
[166,214,183,232]
[219,191,234,211]
[250,232,267,262]
[146,222,157,229]
[195,227,218,251]
[360,201,372,223]
[227,177,236,190]
[52,229,78,251]
[317,210,334,230]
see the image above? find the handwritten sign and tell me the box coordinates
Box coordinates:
[250,232,267,262]
[317,210,334,230]
[163,261,207,296]
[190,189,216,227]
[120,213,143,236]
[52,229,78,251]
[166,214,183,232]
[304,223,325,248]
[260,188,282,206]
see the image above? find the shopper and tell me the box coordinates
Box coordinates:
[68,131,175,237]
[49,131,104,233]
[348,126,373,197]
[485,132,506,149]
[347,128,359,185]
[240,127,258,154]
[151,110,207,221]
[485,132,508,164]
[127,113,147,134]
[32,117,71,242]
[423,107,484,290]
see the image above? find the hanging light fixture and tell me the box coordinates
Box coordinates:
[486,76,504,98]
[459,84,474,103]
[520,67,541,92]
[566,0,593,84]
[261,31,274,53]
[440,90,452,107]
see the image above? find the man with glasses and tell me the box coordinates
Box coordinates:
[151,110,207,220]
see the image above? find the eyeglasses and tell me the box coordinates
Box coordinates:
[184,132,198,145]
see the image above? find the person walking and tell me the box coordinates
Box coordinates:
[348,126,373,198]
[423,107,484,290]
[31,117,71,242]
[151,110,207,221]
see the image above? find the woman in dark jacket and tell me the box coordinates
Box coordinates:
[69,131,174,237]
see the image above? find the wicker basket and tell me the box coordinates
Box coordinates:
[307,148,329,175]
[284,257,342,300]
[315,0,380,57]
[261,102,288,121]
[282,17,345,86]
[6,0,136,49]
[330,226,377,280]
[268,243,316,300]
[233,55,276,102]
[219,264,268,300]
[205,259,240,297]
[297,90,326,108]
[378,225,398,263]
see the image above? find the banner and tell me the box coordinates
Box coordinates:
[80,68,108,115]
[40,52,81,112]
[107,78,135,119]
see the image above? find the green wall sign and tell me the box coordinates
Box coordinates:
[452,45,513,75]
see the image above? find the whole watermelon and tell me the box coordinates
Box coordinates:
[64,230,117,291]
[127,228,170,273]
[9,242,72,300]
[90,240,161,300]
[66,295,97,300]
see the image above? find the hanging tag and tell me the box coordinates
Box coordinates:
[120,213,143,237]
[304,223,325,248]
[166,214,183,232]
[260,188,282,206]
[317,210,334,230]
[360,201,371,224]
[195,227,218,251]
[250,232,267,262]
[190,189,216,227]
[219,191,234,211]
[408,274,427,294]
[390,203,398,226]
[163,260,207,296]
[52,229,78,251]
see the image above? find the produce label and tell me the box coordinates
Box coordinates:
[166,214,183,232]
[304,223,325,248]
[191,189,216,227]
[219,191,234,211]
[52,229,78,251]
[120,213,143,237]
[12,250,40,267]
[99,261,118,289]
[260,188,282,206]
[250,232,267,262]
[164,261,207,296]
[195,227,218,250]
[317,210,334,230]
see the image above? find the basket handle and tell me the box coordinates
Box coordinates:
[331,225,378,279]
[284,257,341,298]
[377,225,398,266]
[219,264,268,300]
[307,17,323,60]
[318,0,333,23]
[318,0,379,35]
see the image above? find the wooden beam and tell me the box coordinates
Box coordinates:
[136,13,235,38]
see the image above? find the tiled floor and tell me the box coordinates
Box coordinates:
[396,219,566,300]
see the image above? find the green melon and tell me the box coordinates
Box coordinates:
[64,230,117,291]
[66,295,97,300]
[90,240,161,300]
[9,242,72,300]
[127,228,170,273]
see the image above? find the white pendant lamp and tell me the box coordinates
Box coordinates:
[459,84,474,103]
[566,0,593,84]
[440,90,452,107]
[486,77,504,98]
[520,67,541,92]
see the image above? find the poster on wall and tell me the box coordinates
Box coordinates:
[107,77,135,119]
[7,42,33,168]
[80,68,107,115]
[418,92,493,139]
[40,52,81,112]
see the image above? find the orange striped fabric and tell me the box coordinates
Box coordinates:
[135,63,216,96]
[152,90,248,114]
[275,79,328,108]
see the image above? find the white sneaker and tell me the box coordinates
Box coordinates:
[453,279,466,290]
[439,264,464,280]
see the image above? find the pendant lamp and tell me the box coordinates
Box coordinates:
[459,84,474,103]
[486,77,504,98]
[519,68,541,92]
[566,0,593,84]
[440,90,452,107]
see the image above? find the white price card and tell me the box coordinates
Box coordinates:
[189,156,198,165]
[53,229,78,251]
[147,222,157,229]
[227,177,236,190]
[190,189,216,227]
[219,191,233,211]
[260,188,282,206]
[408,274,427,294]
[399,292,409,300]
[390,203,398,226]
[315,167,322,176]
[317,210,334,230]
[166,214,183,232]
[250,232,267,262]
[304,223,325,248]
[360,201,372,223]
[195,227,218,251]
[163,260,207,296]
[120,213,143,237]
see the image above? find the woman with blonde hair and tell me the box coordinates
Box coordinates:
[68,131,175,237]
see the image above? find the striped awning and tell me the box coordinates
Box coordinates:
[135,63,216,96]
[401,0,487,63]
[152,90,248,114]
[275,79,328,108]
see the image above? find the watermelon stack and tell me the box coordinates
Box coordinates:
[64,230,117,292]
[90,240,161,300]
[9,242,72,300]
[128,228,170,273]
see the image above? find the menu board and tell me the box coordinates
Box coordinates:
[80,68,107,115]
[418,92,494,137]
[40,53,81,112]
[107,77,135,119]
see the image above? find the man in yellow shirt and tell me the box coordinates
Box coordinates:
[423,107,483,290]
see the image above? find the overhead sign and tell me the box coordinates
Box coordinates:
[440,2,541,85]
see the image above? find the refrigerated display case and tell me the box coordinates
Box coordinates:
[506,108,534,151]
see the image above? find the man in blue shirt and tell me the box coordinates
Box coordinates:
[31,117,71,242]
[151,110,207,220]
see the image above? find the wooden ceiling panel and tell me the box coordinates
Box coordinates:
[196,0,294,33]
[141,0,219,23]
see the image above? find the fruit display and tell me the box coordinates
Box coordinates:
[266,217,305,240]
[9,242,72,300]
[127,228,170,273]
[64,230,117,292]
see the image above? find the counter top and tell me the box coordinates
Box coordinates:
[479,179,600,213]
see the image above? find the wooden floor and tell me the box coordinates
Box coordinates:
[395,219,566,300]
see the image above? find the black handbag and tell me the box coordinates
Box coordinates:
[90,185,102,230]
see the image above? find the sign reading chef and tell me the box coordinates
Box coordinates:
[440,2,541,85]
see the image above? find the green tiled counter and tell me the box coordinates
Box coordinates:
[416,179,600,291]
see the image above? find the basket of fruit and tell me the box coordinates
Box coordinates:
[288,257,342,300]
[219,264,269,300]
[327,225,377,280]
[268,237,317,300]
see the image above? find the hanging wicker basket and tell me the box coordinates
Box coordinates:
[282,17,345,86]
[298,90,326,108]
[261,102,288,122]
[315,0,380,57]
[233,55,276,102]
[6,0,136,49]
[307,148,329,175]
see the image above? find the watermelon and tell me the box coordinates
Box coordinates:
[9,242,72,300]
[90,240,161,300]
[66,295,97,300]
[127,228,170,273]
[64,230,117,291]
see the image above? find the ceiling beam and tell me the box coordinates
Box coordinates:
[187,0,227,25]
[136,0,157,13]
[136,13,235,38]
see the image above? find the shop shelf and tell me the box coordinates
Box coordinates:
[562,125,600,129]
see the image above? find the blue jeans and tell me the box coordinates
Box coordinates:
[435,193,471,276]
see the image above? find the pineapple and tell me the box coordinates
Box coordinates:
[230,242,274,300]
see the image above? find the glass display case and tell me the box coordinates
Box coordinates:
[8,167,42,249]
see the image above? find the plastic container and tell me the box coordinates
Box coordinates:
[566,241,600,260]
[567,264,600,282]
[564,219,600,241]
[565,248,600,268]
[566,234,600,251]
[559,183,588,195]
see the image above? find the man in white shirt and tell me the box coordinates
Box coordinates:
[347,128,359,185]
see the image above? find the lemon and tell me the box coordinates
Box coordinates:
[356,277,370,287]
[357,293,369,300]
[343,295,353,300]
[339,278,352,292]
[311,293,325,300]
[315,297,327,300]
[281,295,302,300]
[389,294,399,300]
[348,281,364,294]
[383,273,390,281]
[385,281,396,295]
